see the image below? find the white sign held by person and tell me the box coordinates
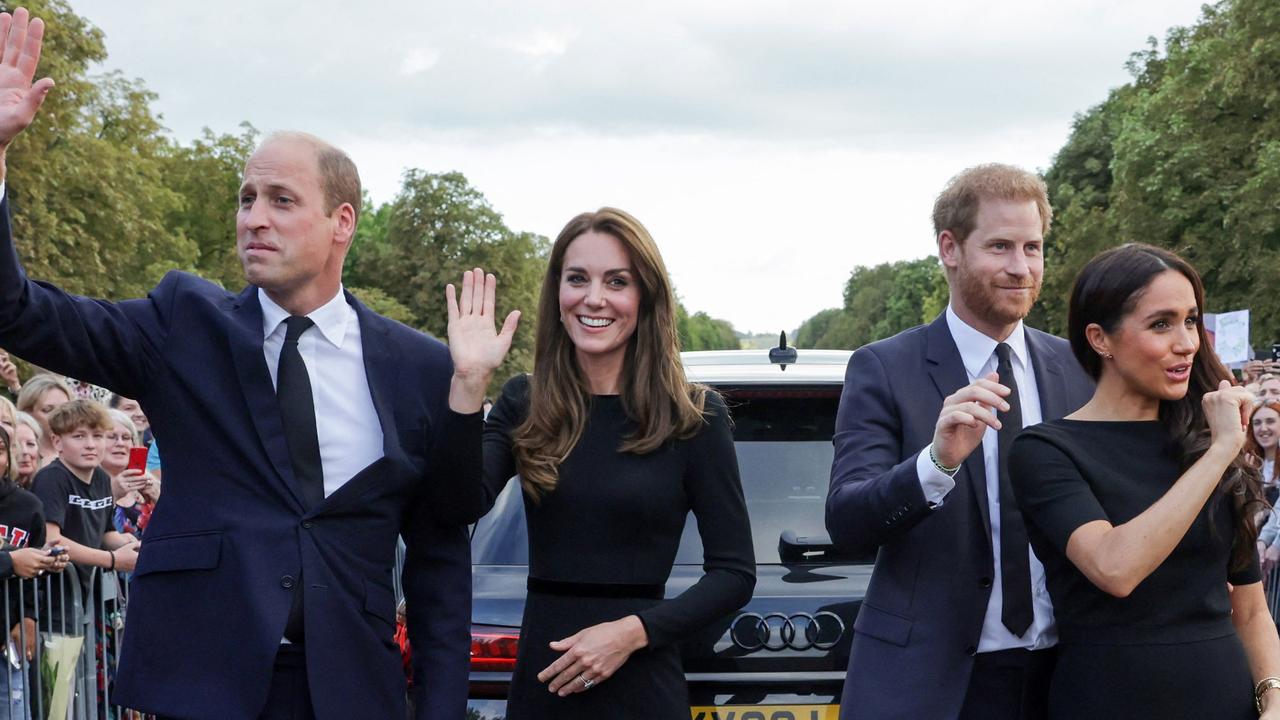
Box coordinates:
[1205,310,1250,366]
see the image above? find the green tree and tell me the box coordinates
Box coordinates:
[793,256,946,350]
[343,170,548,390]
[5,0,195,299]
[1039,0,1280,346]
[161,123,259,289]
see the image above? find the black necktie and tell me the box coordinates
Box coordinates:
[277,316,324,508]
[277,316,320,643]
[996,342,1033,637]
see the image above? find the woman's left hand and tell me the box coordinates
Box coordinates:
[538,615,649,696]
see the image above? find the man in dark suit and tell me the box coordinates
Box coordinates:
[826,164,1094,720]
[0,8,519,718]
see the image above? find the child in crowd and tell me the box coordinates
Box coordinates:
[30,400,139,605]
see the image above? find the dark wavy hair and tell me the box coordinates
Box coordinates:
[1068,243,1264,572]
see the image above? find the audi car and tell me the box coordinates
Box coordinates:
[466,344,872,719]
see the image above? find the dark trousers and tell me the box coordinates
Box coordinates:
[158,644,314,720]
[958,646,1057,720]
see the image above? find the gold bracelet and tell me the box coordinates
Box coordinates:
[1254,676,1280,714]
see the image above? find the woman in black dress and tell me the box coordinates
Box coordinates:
[1009,244,1280,719]
[477,208,755,719]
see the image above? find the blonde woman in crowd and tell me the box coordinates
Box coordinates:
[14,374,71,468]
[11,413,39,489]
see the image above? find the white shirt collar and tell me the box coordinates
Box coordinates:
[945,304,1030,376]
[258,286,352,349]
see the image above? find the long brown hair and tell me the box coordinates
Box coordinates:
[1068,243,1265,572]
[1246,401,1280,486]
[512,208,707,498]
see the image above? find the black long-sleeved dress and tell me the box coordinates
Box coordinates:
[483,374,756,719]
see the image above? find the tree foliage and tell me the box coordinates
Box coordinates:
[794,257,946,349]
[1033,0,1280,346]
[677,303,739,351]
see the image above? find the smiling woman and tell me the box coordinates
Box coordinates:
[478,207,755,719]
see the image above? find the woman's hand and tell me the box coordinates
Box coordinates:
[537,615,649,696]
[1203,380,1253,456]
[110,468,150,501]
[445,268,520,413]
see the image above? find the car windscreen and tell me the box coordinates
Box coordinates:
[470,383,842,566]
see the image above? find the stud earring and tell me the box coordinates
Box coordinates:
[1102,352,1114,360]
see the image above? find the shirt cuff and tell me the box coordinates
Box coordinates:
[916,443,956,506]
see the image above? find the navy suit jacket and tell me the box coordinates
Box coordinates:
[825,314,1093,720]
[0,194,488,719]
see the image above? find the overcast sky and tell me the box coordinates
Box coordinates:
[69,0,1210,334]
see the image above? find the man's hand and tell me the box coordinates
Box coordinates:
[931,372,1011,469]
[445,267,520,413]
[0,8,54,158]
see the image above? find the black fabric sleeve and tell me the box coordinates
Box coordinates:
[1009,431,1109,554]
[423,406,485,525]
[479,374,528,504]
[30,468,68,530]
[0,551,12,579]
[636,391,756,649]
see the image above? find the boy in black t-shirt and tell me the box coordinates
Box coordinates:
[31,400,139,586]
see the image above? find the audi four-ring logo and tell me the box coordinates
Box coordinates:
[729,611,846,651]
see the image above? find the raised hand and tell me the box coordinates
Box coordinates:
[0,8,54,151]
[931,372,1011,469]
[445,267,520,413]
[1203,379,1253,456]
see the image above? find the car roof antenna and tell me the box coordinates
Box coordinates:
[769,331,798,371]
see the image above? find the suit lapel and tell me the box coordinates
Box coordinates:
[924,314,992,548]
[312,295,403,514]
[228,287,307,513]
[1026,329,1069,421]
[349,293,401,458]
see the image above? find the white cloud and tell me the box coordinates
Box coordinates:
[399,48,440,76]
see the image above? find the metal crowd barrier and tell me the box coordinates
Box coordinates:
[0,563,136,720]
[1266,563,1280,622]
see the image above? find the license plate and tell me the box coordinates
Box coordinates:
[690,705,839,720]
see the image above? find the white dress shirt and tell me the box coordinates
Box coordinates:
[914,305,1056,652]
[260,287,384,499]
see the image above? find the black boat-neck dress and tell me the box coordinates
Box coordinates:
[482,374,756,719]
[1010,419,1260,719]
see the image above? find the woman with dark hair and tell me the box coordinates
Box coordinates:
[1010,243,1280,718]
[477,208,755,718]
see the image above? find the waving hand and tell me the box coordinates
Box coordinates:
[0,8,54,154]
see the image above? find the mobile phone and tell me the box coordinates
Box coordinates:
[127,446,148,474]
[1272,344,1280,362]
[47,546,66,557]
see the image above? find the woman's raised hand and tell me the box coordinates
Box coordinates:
[1203,379,1254,456]
[445,268,520,412]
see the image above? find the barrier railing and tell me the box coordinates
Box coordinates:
[0,563,134,720]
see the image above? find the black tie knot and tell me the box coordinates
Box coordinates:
[996,341,1013,368]
[284,316,314,345]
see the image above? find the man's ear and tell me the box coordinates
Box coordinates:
[332,203,357,250]
[938,230,961,270]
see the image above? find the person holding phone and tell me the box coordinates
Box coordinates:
[102,409,157,538]
[1010,244,1280,718]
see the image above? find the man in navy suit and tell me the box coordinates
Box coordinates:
[826,164,1094,720]
[0,8,519,718]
